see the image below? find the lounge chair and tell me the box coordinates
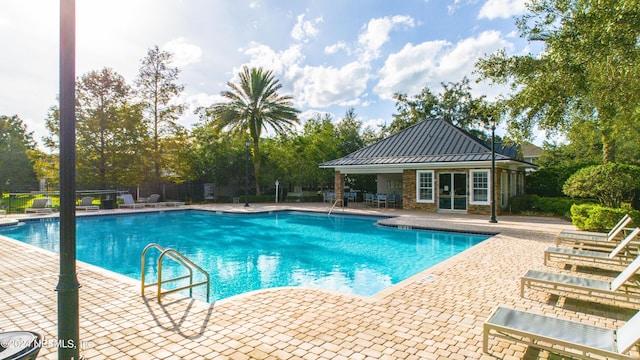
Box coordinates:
[484,306,640,359]
[521,253,640,308]
[556,214,632,250]
[118,194,145,209]
[143,193,184,207]
[76,196,100,211]
[143,194,165,208]
[545,227,640,271]
[25,198,53,213]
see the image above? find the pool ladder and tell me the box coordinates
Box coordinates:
[141,243,210,303]
[328,199,344,215]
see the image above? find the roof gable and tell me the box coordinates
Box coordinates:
[320,119,522,167]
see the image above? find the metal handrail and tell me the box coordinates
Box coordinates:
[141,243,210,302]
[328,199,343,215]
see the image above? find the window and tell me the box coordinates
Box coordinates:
[470,170,490,205]
[416,170,434,203]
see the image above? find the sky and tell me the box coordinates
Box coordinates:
[0,0,543,150]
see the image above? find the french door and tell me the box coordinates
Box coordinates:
[438,173,467,211]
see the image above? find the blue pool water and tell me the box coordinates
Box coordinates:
[0,210,489,301]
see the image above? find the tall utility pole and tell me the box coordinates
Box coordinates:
[57,1,81,359]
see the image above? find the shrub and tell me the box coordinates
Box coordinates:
[569,203,640,232]
[563,163,640,208]
[508,195,591,217]
[525,164,586,197]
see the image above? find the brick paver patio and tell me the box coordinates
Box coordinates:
[0,204,637,359]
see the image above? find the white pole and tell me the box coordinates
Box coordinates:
[275,180,279,203]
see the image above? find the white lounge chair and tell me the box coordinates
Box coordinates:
[142,193,184,207]
[545,227,640,271]
[143,194,165,208]
[118,194,145,209]
[484,306,640,359]
[76,196,99,211]
[556,214,632,250]
[521,253,640,308]
[25,198,53,214]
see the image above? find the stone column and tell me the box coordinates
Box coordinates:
[334,172,345,203]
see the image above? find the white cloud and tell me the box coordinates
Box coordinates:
[291,14,324,42]
[478,0,528,20]
[162,38,202,67]
[240,42,305,77]
[292,62,371,108]
[374,31,512,100]
[448,0,464,15]
[358,15,415,62]
[325,41,350,55]
[248,1,261,9]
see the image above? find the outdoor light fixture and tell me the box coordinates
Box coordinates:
[58,0,81,358]
[489,116,498,224]
[245,139,250,207]
[275,180,280,203]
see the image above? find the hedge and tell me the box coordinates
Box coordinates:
[569,204,640,232]
[508,195,591,218]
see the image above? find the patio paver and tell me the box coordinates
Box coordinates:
[0,203,637,359]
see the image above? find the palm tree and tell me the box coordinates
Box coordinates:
[207,66,300,195]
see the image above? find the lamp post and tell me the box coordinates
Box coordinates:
[58,0,81,358]
[275,180,279,203]
[489,116,498,223]
[244,139,250,207]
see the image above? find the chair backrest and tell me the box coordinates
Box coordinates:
[608,214,632,239]
[611,253,640,290]
[121,194,136,204]
[609,227,640,259]
[31,198,48,208]
[79,197,94,206]
[148,194,161,203]
[617,309,640,353]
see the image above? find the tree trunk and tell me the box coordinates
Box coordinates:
[253,141,262,196]
[601,127,616,164]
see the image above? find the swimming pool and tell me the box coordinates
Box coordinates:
[0,210,489,301]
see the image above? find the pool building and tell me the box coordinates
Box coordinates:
[320,119,536,215]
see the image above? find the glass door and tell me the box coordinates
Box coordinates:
[439,173,467,211]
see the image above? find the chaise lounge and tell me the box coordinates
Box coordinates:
[76,196,100,211]
[556,214,632,250]
[484,306,640,359]
[25,198,53,214]
[143,193,184,207]
[521,253,640,308]
[118,194,145,209]
[545,227,640,271]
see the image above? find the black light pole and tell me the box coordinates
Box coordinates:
[489,116,498,223]
[57,0,81,359]
[245,139,250,207]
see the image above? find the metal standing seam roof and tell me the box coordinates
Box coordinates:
[320,118,524,167]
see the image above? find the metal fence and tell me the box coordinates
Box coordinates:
[1,181,259,214]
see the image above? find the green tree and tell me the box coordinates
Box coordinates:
[384,77,491,136]
[436,77,487,129]
[135,45,186,183]
[563,163,640,208]
[202,66,300,195]
[385,87,438,135]
[335,108,365,156]
[0,115,37,192]
[45,68,148,187]
[476,0,640,163]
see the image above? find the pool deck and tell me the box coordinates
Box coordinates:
[0,203,638,359]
